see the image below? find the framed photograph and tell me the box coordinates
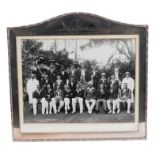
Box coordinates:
[8,13,148,141]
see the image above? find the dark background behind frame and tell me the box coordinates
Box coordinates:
[7,13,148,128]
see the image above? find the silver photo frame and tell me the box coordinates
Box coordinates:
[7,13,148,141]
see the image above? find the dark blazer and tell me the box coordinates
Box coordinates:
[33,90,41,99]
[41,78,53,89]
[84,87,96,100]
[61,71,70,83]
[46,88,54,101]
[89,78,96,88]
[85,69,93,82]
[68,81,77,98]
[94,70,101,87]
[68,81,76,91]
[97,79,109,91]
[54,89,64,98]
[64,89,72,98]
[40,87,54,101]
[75,89,84,98]
[96,88,107,99]
[94,70,101,80]
[74,68,81,82]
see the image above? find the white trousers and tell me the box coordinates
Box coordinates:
[49,98,57,114]
[32,98,38,115]
[27,91,34,104]
[72,97,83,113]
[85,99,96,113]
[64,98,70,111]
[121,98,132,113]
[107,98,120,114]
[41,98,48,115]
[50,98,64,113]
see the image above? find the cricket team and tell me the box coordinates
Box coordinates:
[26,67,134,115]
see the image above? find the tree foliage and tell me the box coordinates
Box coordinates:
[22,40,74,80]
[22,40,43,80]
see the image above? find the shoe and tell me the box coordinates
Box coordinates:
[112,111,115,114]
[72,111,75,114]
[108,110,112,114]
[49,111,52,114]
[88,110,92,114]
[65,111,68,115]
[117,110,120,114]
[127,110,131,114]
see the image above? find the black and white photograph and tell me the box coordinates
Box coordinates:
[16,35,140,133]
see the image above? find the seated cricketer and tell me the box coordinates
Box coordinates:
[32,85,41,115]
[120,83,132,113]
[63,85,71,114]
[107,75,120,114]
[53,85,64,113]
[72,83,84,114]
[40,84,50,115]
[84,82,96,114]
[95,83,107,113]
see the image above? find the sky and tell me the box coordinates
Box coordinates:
[38,39,134,66]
